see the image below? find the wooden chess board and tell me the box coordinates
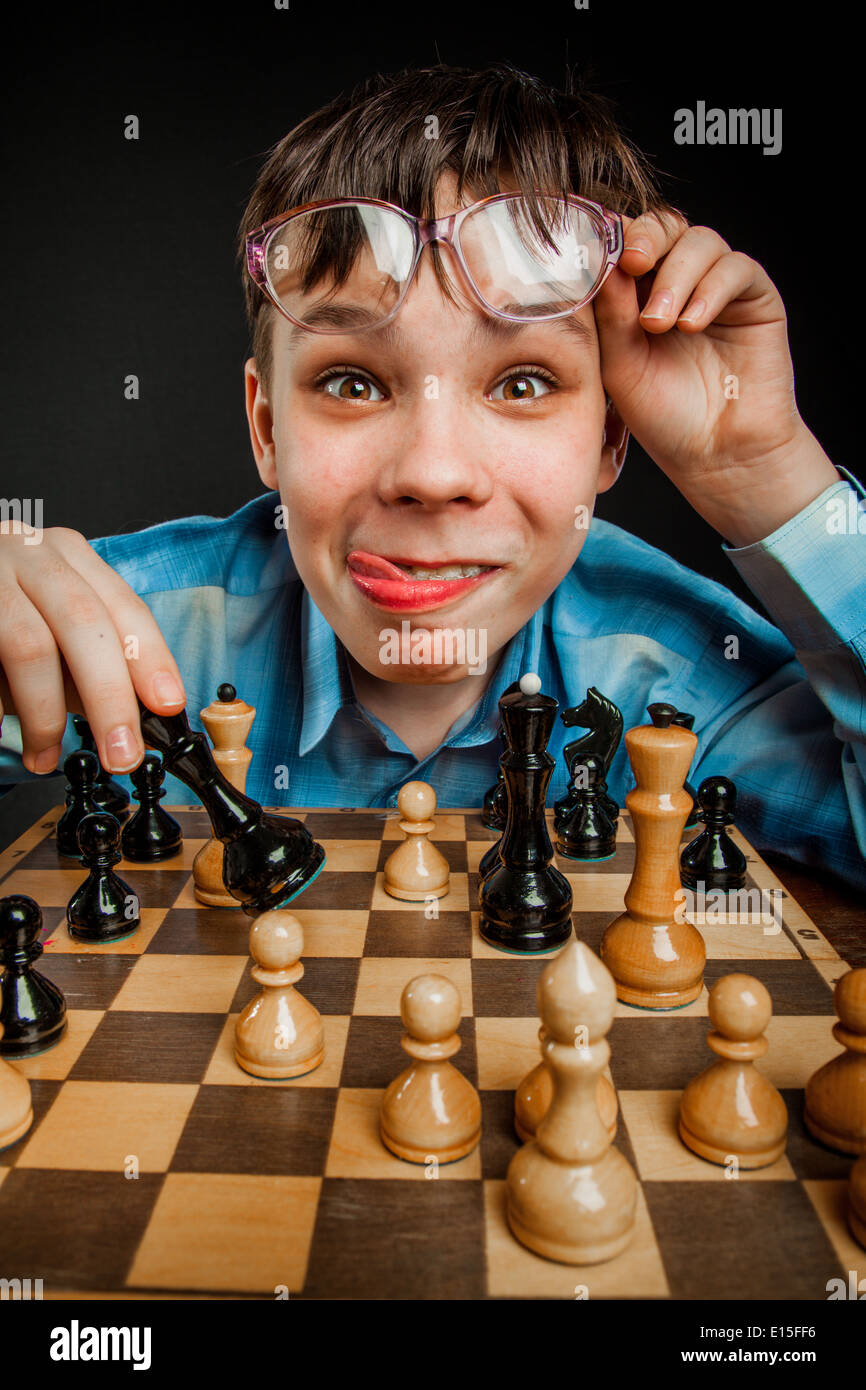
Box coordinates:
[0,804,862,1301]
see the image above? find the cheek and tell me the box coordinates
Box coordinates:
[503,417,604,532]
[272,419,358,541]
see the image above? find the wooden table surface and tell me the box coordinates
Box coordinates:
[1,776,862,966]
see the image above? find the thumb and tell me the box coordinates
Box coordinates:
[593,266,649,395]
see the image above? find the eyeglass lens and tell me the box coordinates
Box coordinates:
[263,199,608,331]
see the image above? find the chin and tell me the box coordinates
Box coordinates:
[393,664,483,685]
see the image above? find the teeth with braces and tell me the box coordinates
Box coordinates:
[399,564,490,579]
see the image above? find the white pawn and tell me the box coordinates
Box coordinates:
[234,911,324,1078]
[514,1027,619,1142]
[383,781,450,901]
[193,684,256,907]
[0,1017,33,1150]
[679,974,787,1168]
[849,1155,866,1250]
[380,974,481,1164]
[805,968,866,1155]
[506,940,637,1264]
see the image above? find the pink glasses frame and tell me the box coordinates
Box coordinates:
[245,191,624,332]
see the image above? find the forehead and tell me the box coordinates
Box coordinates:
[280,296,599,355]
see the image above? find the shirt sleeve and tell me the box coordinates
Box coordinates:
[702,467,866,890]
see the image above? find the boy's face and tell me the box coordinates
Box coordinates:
[245,174,622,687]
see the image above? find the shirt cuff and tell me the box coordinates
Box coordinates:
[723,468,866,650]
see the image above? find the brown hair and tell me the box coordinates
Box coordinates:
[238,62,677,393]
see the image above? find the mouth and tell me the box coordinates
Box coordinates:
[346,549,501,613]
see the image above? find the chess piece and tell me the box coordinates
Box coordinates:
[679,973,788,1168]
[479,674,573,953]
[555,753,617,860]
[671,710,700,830]
[235,911,325,1078]
[0,1018,33,1150]
[554,687,622,828]
[137,695,325,915]
[66,813,141,944]
[515,1028,618,1141]
[193,684,256,906]
[804,968,866,1155]
[481,769,507,830]
[506,940,637,1263]
[121,754,183,862]
[380,974,481,1163]
[383,782,450,901]
[55,750,101,858]
[680,776,747,892]
[849,1155,866,1249]
[478,833,502,883]
[600,703,706,1008]
[0,895,67,1056]
[72,714,130,820]
[481,681,521,829]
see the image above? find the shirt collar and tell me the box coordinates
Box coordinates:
[298,589,355,756]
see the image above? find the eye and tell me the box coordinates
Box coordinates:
[317,369,386,402]
[489,369,556,402]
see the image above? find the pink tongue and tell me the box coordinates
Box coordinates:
[347,550,415,580]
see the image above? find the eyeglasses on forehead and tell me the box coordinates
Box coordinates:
[245,191,624,333]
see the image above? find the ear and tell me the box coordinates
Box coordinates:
[598,398,629,493]
[244,358,277,488]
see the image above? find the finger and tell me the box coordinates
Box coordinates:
[0,588,68,773]
[48,530,186,715]
[673,251,781,332]
[16,556,147,774]
[593,265,651,393]
[637,225,732,332]
[619,208,690,276]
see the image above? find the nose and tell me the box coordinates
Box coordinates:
[375,400,496,511]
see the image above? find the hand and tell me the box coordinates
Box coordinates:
[594,211,840,546]
[0,527,186,775]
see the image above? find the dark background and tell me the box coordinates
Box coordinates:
[1,0,856,610]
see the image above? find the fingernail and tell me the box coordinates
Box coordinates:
[642,290,674,319]
[152,671,185,706]
[678,298,706,324]
[33,745,61,774]
[105,725,139,770]
[627,237,653,259]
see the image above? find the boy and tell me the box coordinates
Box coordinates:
[1,62,864,891]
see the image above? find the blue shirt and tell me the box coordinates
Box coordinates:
[2,470,865,892]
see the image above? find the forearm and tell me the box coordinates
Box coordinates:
[680,421,843,549]
[714,468,866,883]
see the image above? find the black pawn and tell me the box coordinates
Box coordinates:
[481,766,507,830]
[121,754,183,862]
[56,750,101,859]
[67,813,141,944]
[555,754,617,861]
[680,776,747,892]
[479,685,573,954]
[672,710,700,830]
[0,895,67,1056]
[72,714,131,820]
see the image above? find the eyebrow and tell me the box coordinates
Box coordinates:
[288,302,596,351]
